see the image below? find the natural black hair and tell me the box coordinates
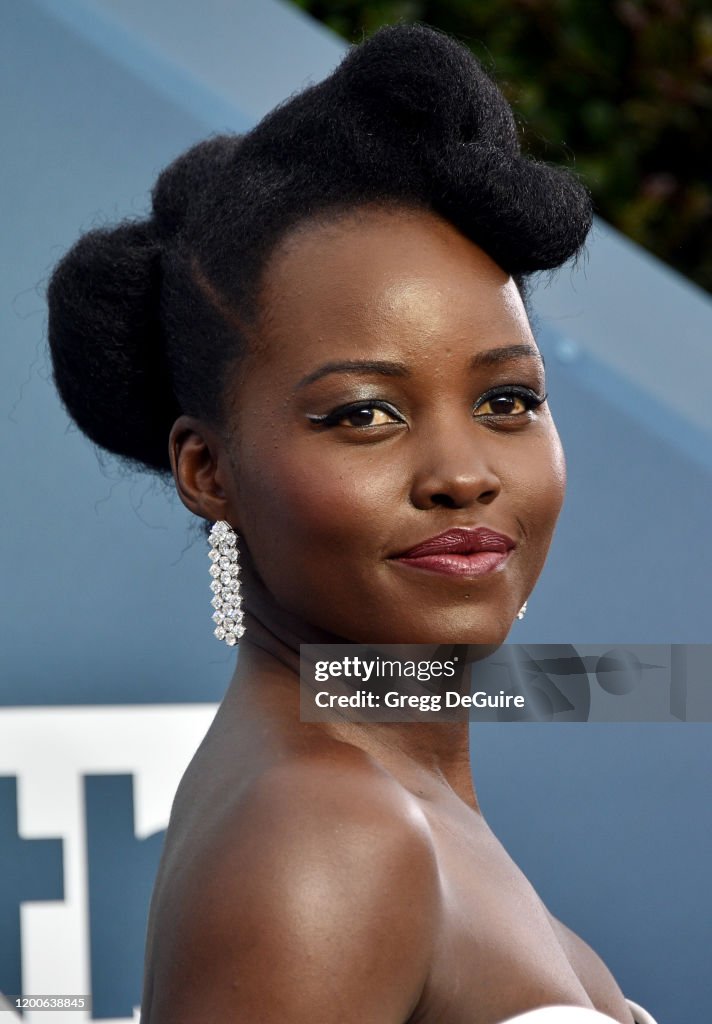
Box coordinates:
[47,23,592,476]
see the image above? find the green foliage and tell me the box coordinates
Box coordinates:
[292,0,712,293]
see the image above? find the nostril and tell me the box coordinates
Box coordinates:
[430,489,498,509]
[431,493,458,509]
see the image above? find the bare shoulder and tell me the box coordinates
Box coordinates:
[143,741,441,1023]
[548,913,635,1024]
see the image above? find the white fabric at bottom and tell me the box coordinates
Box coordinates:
[501,998,658,1024]
[625,1000,657,1024]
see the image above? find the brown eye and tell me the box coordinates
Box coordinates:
[340,406,399,427]
[473,387,546,418]
[475,394,528,416]
[308,401,406,430]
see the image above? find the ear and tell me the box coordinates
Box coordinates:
[168,415,240,529]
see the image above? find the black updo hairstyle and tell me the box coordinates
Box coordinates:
[47,23,592,477]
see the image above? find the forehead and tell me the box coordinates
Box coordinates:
[250,206,532,376]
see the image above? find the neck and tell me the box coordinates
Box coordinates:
[227,556,481,812]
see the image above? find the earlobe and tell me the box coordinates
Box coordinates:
[169,415,238,527]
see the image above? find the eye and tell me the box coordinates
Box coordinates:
[339,405,400,427]
[474,387,547,418]
[307,401,405,429]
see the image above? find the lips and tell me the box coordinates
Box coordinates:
[391,527,515,579]
[394,527,515,559]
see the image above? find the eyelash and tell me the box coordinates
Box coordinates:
[307,387,548,428]
[307,400,404,428]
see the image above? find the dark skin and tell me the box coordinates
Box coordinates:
[140,207,635,1023]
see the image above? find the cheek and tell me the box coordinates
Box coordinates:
[236,439,398,572]
[515,424,567,566]
[527,428,566,513]
[546,426,567,515]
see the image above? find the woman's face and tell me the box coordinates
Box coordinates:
[221,206,566,645]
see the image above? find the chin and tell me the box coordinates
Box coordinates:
[346,609,514,650]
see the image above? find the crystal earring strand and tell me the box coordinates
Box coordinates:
[208,520,245,646]
[517,601,528,621]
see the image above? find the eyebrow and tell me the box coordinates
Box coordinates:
[470,344,545,370]
[295,344,544,391]
[296,360,409,390]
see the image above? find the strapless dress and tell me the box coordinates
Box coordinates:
[502,999,657,1023]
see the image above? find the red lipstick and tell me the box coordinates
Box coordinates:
[392,527,515,578]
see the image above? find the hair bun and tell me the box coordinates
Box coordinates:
[430,145,593,273]
[337,24,519,156]
[241,23,592,276]
[338,24,591,273]
[151,134,244,242]
[47,220,178,472]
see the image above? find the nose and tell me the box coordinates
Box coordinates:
[409,422,502,510]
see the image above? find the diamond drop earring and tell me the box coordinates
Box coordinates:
[517,601,528,621]
[208,520,245,646]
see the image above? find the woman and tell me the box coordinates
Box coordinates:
[47,23,658,1024]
